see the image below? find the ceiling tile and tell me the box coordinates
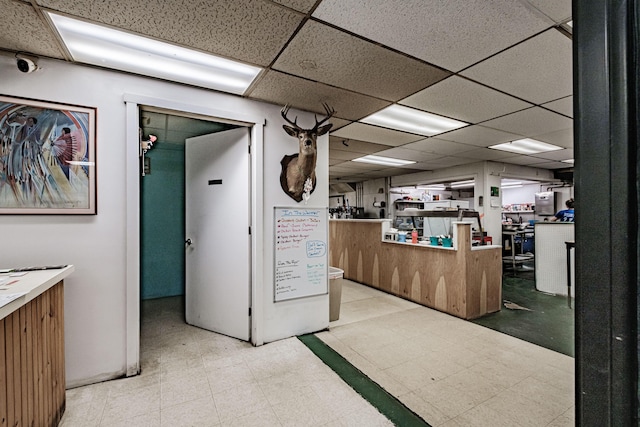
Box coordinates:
[376,168,425,177]
[270,0,318,13]
[248,71,391,121]
[480,107,572,138]
[37,0,303,66]
[330,164,375,172]
[415,156,479,169]
[274,20,450,101]
[0,0,65,58]
[140,111,167,130]
[435,125,522,147]
[329,137,389,154]
[530,148,573,161]
[497,155,550,166]
[525,0,572,23]
[326,117,353,131]
[337,161,386,171]
[332,123,423,146]
[402,138,476,156]
[328,172,353,180]
[542,96,573,118]
[459,147,517,161]
[534,128,573,148]
[328,149,363,161]
[313,0,554,72]
[461,29,572,104]
[374,147,444,162]
[400,76,533,123]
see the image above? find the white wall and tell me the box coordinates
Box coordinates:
[0,57,329,387]
[502,182,574,221]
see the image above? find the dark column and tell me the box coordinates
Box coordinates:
[574,1,639,424]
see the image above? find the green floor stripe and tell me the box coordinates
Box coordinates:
[298,334,431,427]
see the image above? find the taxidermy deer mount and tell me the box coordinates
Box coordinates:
[280,103,335,203]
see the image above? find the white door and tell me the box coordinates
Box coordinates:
[185,127,251,341]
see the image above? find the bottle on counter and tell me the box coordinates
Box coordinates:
[411,229,418,244]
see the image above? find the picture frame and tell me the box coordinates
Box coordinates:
[0,95,96,214]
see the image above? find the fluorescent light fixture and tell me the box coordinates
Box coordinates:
[489,138,563,155]
[352,155,416,166]
[423,184,446,190]
[562,159,575,164]
[501,179,522,184]
[361,104,467,136]
[450,180,474,189]
[501,184,523,189]
[47,13,262,95]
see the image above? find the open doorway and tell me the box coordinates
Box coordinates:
[138,107,251,357]
[138,107,239,301]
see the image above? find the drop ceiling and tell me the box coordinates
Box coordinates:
[0,0,573,183]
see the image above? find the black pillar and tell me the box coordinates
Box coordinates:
[574,0,638,424]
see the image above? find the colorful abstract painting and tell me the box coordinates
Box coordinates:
[0,95,96,214]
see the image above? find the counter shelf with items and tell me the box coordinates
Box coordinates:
[395,209,486,244]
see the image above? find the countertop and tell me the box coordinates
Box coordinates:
[0,265,75,320]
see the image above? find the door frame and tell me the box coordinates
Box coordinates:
[124,94,265,376]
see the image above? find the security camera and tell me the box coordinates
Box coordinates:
[16,54,38,73]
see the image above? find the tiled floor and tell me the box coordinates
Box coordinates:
[318,280,575,426]
[60,280,575,426]
[60,295,391,426]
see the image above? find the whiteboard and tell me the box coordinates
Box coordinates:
[274,207,328,302]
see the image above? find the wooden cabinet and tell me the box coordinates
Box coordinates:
[0,266,73,427]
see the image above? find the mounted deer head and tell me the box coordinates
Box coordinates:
[279,103,335,202]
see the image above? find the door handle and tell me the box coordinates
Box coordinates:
[185,238,193,246]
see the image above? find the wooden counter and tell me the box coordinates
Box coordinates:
[329,220,501,319]
[0,265,74,427]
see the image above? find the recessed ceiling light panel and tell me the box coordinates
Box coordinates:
[352,155,416,166]
[361,105,467,137]
[47,13,262,95]
[489,138,563,155]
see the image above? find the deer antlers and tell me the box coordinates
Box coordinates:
[281,103,335,132]
[313,103,336,131]
[280,105,299,129]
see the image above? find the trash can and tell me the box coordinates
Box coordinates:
[329,267,344,321]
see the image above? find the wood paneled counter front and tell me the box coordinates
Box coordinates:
[0,265,74,427]
[329,220,501,319]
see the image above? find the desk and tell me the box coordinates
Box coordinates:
[565,241,575,308]
[0,266,74,427]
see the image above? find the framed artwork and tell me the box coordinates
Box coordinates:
[0,95,96,214]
